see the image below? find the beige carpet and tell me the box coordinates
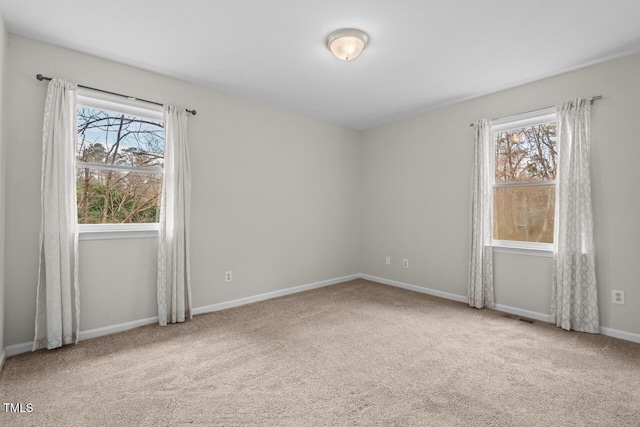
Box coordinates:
[1,279,639,426]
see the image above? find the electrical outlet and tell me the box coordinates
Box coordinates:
[402,259,409,269]
[225,271,233,283]
[612,290,625,305]
[385,256,391,265]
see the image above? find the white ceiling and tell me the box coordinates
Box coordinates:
[1,1,640,130]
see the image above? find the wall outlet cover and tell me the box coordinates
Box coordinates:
[612,290,625,305]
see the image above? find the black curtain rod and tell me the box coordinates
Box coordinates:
[468,96,602,127]
[36,74,196,116]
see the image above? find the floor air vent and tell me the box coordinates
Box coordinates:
[503,313,534,324]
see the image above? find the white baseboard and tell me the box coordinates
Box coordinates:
[193,274,360,316]
[78,316,159,342]
[361,274,640,344]
[359,274,554,323]
[5,316,161,358]
[490,309,640,343]
[493,303,552,323]
[5,342,31,358]
[600,326,640,343]
[3,273,360,358]
[359,274,469,303]
[4,273,638,358]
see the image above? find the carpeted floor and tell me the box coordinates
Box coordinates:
[1,279,639,426]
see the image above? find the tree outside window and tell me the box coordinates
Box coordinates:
[493,120,557,244]
[76,106,165,224]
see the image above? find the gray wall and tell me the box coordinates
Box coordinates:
[361,53,640,335]
[0,14,7,355]
[4,35,362,346]
[3,35,639,348]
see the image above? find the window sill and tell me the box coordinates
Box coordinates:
[492,241,553,258]
[78,224,159,241]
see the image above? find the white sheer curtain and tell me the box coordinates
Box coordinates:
[157,105,192,325]
[33,78,80,350]
[469,119,494,309]
[551,98,599,333]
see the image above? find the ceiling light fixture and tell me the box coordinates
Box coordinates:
[326,29,369,61]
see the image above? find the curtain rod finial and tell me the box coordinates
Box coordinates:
[36,73,44,81]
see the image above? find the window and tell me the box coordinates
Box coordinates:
[76,89,165,238]
[492,108,557,253]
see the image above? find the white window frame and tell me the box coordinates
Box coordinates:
[491,107,556,257]
[76,88,164,240]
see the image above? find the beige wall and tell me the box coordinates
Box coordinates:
[0,14,7,355]
[361,53,640,335]
[3,35,362,346]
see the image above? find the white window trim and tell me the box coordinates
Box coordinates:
[78,223,159,241]
[77,88,164,121]
[491,107,555,131]
[76,161,162,174]
[76,90,164,239]
[491,107,557,256]
[492,240,553,257]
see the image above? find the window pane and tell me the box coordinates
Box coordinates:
[495,122,557,183]
[77,106,165,169]
[493,185,555,243]
[76,168,162,224]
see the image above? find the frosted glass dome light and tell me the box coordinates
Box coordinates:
[326,29,369,61]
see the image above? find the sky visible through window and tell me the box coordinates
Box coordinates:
[77,106,165,168]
